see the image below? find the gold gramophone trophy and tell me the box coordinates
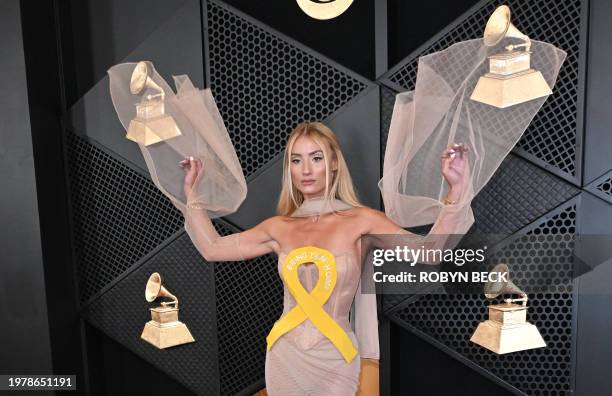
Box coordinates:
[141,272,195,349]
[470,264,546,354]
[470,5,552,108]
[126,61,182,146]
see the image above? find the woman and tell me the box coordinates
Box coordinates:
[179,121,468,395]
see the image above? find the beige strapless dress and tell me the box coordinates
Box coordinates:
[265,250,379,396]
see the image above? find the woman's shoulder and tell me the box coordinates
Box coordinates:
[259,215,285,225]
[350,206,387,219]
[260,214,295,227]
[348,206,398,233]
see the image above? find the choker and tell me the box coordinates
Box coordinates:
[290,196,354,219]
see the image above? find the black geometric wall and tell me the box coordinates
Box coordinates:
[80,231,221,395]
[59,0,608,395]
[65,131,184,303]
[206,0,370,177]
[379,0,600,395]
[211,221,283,395]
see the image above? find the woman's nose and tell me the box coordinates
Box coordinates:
[302,162,311,174]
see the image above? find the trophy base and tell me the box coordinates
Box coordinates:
[470,69,552,108]
[141,320,196,349]
[127,114,181,146]
[470,320,546,354]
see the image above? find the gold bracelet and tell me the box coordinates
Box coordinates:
[443,197,458,206]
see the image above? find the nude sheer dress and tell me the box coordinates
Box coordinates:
[265,250,373,395]
[262,199,379,395]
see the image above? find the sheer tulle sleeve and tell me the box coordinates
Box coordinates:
[108,62,247,261]
[379,39,566,233]
[353,276,380,360]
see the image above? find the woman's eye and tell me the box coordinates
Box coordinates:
[313,156,323,162]
[291,159,300,164]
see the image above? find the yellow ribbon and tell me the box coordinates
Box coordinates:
[266,246,358,363]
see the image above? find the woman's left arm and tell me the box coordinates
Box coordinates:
[428,143,472,236]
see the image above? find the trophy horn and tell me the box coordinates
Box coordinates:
[483,5,531,52]
[130,61,164,97]
[483,263,528,305]
[145,272,178,308]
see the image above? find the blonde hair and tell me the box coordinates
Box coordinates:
[277,121,362,216]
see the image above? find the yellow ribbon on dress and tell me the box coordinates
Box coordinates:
[266,246,358,363]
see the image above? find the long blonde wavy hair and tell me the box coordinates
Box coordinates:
[277,122,362,216]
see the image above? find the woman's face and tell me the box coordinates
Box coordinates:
[290,135,336,200]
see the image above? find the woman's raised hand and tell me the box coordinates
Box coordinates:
[441,143,468,192]
[180,157,203,199]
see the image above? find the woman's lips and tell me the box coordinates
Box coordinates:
[301,180,316,186]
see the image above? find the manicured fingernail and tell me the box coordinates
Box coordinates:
[189,156,194,161]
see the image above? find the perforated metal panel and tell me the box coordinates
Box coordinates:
[510,0,583,182]
[212,221,283,395]
[388,201,577,396]
[487,204,576,295]
[596,178,612,196]
[384,0,584,183]
[66,131,184,303]
[472,155,579,239]
[585,170,612,204]
[385,1,495,89]
[82,232,221,396]
[380,86,397,167]
[206,0,369,177]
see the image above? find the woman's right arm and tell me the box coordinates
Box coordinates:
[184,208,279,262]
[182,157,280,262]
